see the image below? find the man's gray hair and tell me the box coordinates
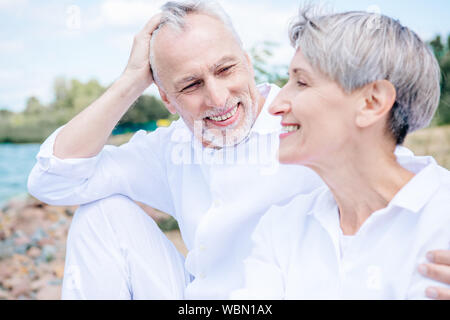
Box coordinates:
[149,0,243,90]
[289,6,441,144]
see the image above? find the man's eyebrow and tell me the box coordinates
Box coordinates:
[174,56,239,89]
[211,55,238,70]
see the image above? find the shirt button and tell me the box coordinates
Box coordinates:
[199,244,206,251]
[199,272,206,279]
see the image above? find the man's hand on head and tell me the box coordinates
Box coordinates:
[121,13,163,90]
[418,249,450,300]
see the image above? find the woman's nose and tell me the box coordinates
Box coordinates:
[269,94,291,116]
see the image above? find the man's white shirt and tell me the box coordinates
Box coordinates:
[231,155,450,299]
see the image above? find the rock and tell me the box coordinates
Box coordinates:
[37,237,55,247]
[27,246,41,259]
[30,228,48,245]
[51,261,65,279]
[0,229,6,241]
[13,244,29,255]
[3,198,27,214]
[41,245,57,262]
[30,274,54,291]
[13,235,30,246]
[36,285,61,300]
[0,238,15,259]
[0,262,14,280]
[3,275,31,299]
[0,288,9,300]
[10,279,31,298]
[64,208,74,217]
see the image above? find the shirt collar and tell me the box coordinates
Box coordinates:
[250,83,282,135]
[307,187,337,217]
[308,155,442,218]
[388,156,441,213]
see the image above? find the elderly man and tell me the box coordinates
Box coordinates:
[28,1,450,299]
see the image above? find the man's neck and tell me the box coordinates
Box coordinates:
[255,90,266,119]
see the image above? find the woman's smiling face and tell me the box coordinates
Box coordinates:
[269,48,363,166]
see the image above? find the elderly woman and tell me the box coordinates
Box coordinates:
[231,9,450,299]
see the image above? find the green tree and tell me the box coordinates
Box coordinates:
[0,109,13,119]
[430,34,450,125]
[24,96,45,115]
[119,95,170,125]
[0,76,174,143]
[430,35,445,60]
[51,78,106,117]
[250,41,288,87]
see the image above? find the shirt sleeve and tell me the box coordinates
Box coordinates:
[405,224,450,299]
[27,125,176,217]
[229,208,285,300]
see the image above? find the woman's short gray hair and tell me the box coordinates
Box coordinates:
[149,0,243,89]
[289,6,441,144]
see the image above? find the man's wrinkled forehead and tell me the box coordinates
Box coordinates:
[152,14,244,87]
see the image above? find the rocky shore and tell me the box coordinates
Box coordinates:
[0,196,186,300]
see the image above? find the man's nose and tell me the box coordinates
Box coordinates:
[204,79,228,108]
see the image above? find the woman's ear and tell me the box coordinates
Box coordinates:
[355,80,396,128]
[158,86,177,115]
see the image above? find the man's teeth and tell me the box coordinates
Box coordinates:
[282,125,300,133]
[208,105,238,122]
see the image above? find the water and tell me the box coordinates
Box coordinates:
[0,143,40,207]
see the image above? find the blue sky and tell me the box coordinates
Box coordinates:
[1,0,450,112]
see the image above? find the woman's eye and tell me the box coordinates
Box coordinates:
[297,81,307,87]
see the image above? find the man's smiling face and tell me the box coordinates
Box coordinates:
[153,13,261,148]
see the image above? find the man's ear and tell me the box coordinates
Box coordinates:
[244,51,252,65]
[355,80,396,128]
[244,51,256,78]
[158,86,177,115]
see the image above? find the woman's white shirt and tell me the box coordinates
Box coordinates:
[231,155,450,299]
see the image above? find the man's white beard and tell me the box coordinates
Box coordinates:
[200,94,257,148]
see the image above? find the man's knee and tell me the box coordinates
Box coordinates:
[74,194,149,228]
[66,195,187,299]
[73,194,167,249]
[81,194,140,217]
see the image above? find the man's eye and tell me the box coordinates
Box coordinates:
[297,80,307,87]
[182,81,200,92]
[219,65,234,74]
